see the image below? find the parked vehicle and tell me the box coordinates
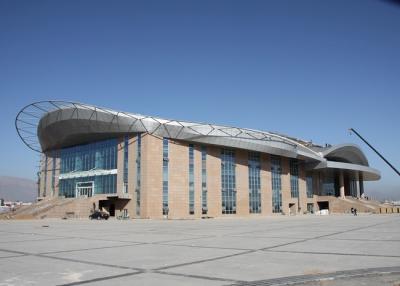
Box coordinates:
[89,210,109,220]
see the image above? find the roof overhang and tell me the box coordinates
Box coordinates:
[15,101,324,162]
[311,160,381,181]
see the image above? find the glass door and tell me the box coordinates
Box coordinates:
[76,181,94,197]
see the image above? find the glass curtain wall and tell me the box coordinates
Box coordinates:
[290,159,299,198]
[201,146,207,214]
[221,149,236,214]
[59,138,118,197]
[306,175,313,198]
[136,134,141,216]
[271,156,282,213]
[248,152,261,213]
[123,135,129,193]
[189,144,195,215]
[162,138,169,215]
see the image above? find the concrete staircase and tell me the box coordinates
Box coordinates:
[329,197,388,214]
[0,197,94,219]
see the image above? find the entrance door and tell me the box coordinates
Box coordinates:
[76,182,94,198]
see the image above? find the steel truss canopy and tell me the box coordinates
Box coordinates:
[15,101,380,181]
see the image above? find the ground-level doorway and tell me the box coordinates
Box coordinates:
[318,201,329,211]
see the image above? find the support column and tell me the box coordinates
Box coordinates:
[359,172,364,198]
[339,171,345,198]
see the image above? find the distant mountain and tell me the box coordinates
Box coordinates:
[0,176,37,202]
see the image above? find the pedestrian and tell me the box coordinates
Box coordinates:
[351,207,354,215]
[354,208,357,216]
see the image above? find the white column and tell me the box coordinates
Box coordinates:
[339,171,345,198]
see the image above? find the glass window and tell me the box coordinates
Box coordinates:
[221,149,236,214]
[248,152,261,214]
[271,156,282,213]
[163,138,169,215]
[189,144,195,215]
[201,146,207,215]
[136,134,141,216]
[306,175,313,198]
[290,159,299,198]
[123,135,129,193]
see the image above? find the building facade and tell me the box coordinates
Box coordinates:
[16,101,381,219]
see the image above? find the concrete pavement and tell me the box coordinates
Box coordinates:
[0,214,399,285]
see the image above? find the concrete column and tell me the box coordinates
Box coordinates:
[261,153,272,215]
[207,146,221,217]
[168,140,189,219]
[298,161,307,213]
[236,150,249,216]
[141,134,163,219]
[359,172,364,198]
[339,171,345,198]
[281,157,291,215]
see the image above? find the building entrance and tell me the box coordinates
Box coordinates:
[76,182,93,198]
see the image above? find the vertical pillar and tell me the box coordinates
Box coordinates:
[359,172,364,198]
[339,171,345,198]
[236,150,249,216]
[261,153,272,215]
[281,157,291,215]
[207,146,221,217]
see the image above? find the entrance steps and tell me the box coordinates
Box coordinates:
[0,197,94,219]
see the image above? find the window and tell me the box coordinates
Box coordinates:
[43,155,48,197]
[59,174,117,198]
[58,138,118,197]
[290,159,299,198]
[306,176,313,198]
[221,149,236,214]
[136,134,141,216]
[60,138,117,173]
[163,138,169,215]
[201,146,207,215]
[189,144,195,215]
[248,152,261,213]
[271,156,282,213]
[123,135,129,193]
[51,153,56,196]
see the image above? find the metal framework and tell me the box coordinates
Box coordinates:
[16,101,323,160]
[15,101,381,181]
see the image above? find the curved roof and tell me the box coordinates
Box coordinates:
[322,143,369,166]
[15,101,380,181]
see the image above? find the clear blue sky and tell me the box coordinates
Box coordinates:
[0,0,399,199]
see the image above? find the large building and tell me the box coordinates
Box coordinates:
[16,101,381,219]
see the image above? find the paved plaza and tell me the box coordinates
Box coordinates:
[0,214,399,286]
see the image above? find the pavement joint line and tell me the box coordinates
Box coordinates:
[156,242,251,251]
[227,266,400,286]
[154,249,257,271]
[38,242,143,255]
[263,249,400,258]
[259,219,398,251]
[0,254,28,259]
[55,271,144,286]
[155,270,246,283]
[0,236,77,244]
[0,247,145,272]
